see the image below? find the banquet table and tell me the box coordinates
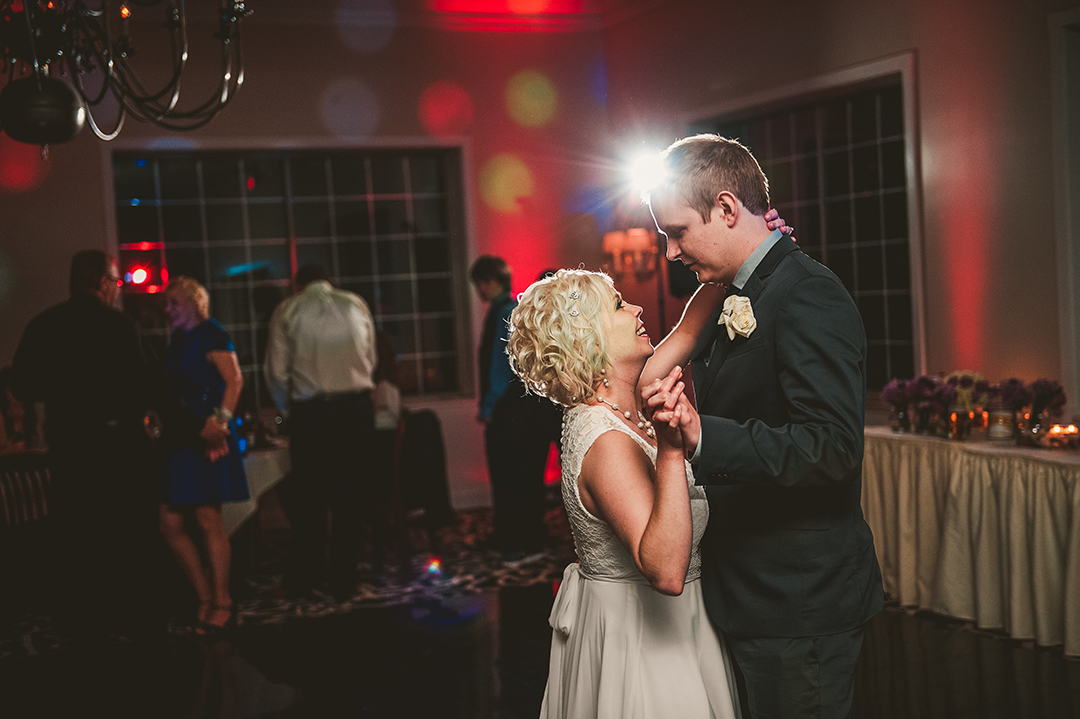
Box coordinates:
[862,426,1080,655]
[223,445,290,536]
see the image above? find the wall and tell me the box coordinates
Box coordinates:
[602,0,1080,401]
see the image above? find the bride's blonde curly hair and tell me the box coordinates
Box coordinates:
[507,269,616,408]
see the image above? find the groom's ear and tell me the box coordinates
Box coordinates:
[714,191,740,227]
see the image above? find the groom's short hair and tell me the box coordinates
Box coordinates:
[654,134,770,222]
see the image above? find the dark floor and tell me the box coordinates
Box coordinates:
[2,506,1080,718]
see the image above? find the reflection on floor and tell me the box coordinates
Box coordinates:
[2,507,1080,718]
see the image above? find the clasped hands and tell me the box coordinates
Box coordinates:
[641,366,700,456]
[199,417,231,462]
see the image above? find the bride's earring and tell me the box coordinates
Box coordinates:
[601,368,609,387]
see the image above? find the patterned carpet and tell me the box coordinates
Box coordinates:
[0,504,576,659]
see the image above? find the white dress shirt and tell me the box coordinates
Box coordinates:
[264,280,377,411]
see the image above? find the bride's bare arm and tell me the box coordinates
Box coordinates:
[577,419,691,595]
[639,282,724,391]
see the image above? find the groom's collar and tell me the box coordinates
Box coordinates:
[730,229,784,291]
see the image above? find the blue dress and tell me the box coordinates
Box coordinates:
[158,318,250,505]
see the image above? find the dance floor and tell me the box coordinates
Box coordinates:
[2,501,1080,718]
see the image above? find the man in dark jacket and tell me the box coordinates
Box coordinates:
[645,135,884,719]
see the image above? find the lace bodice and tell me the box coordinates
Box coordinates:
[559,404,708,583]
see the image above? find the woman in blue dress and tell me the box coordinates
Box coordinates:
[158,276,249,634]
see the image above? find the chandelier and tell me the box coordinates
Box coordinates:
[0,0,251,149]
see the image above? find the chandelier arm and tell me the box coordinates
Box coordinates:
[84,101,126,140]
[102,3,189,106]
[68,56,115,106]
[21,0,42,82]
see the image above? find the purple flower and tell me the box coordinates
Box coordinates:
[1031,378,1067,417]
[998,378,1033,411]
[881,378,911,407]
[933,383,958,412]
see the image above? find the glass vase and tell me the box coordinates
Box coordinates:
[986,403,1014,441]
[914,406,934,435]
[889,405,910,433]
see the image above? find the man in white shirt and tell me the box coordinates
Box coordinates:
[265,264,378,599]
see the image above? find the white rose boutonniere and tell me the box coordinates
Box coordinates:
[719,295,757,340]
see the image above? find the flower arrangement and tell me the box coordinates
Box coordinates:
[996,378,1033,412]
[1029,378,1067,418]
[945,370,987,411]
[880,378,912,408]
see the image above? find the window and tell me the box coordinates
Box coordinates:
[692,80,915,390]
[112,148,470,409]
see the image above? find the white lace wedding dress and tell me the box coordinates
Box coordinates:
[540,404,740,719]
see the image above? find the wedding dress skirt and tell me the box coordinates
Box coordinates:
[540,405,739,719]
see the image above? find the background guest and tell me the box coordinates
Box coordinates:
[0,366,27,455]
[9,251,222,639]
[158,276,249,635]
[470,256,550,566]
[264,264,378,600]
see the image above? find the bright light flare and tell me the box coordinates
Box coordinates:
[131,268,148,284]
[630,152,666,198]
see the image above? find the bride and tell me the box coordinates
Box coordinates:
[507,268,738,719]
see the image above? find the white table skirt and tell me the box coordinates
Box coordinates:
[222,446,290,536]
[862,427,1080,655]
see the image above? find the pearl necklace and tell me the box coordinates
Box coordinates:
[595,396,655,438]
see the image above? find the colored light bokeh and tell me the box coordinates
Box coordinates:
[480,153,533,213]
[0,134,49,193]
[336,0,397,53]
[418,81,474,136]
[147,137,197,151]
[506,70,557,127]
[321,78,381,138]
[429,0,583,12]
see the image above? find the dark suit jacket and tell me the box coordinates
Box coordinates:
[692,237,884,638]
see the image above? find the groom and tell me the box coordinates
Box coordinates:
[644,134,884,719]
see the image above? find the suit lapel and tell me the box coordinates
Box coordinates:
[694,236,799,401]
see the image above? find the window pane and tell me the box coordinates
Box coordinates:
[828,247,854,292]
[851,91,877,143]
[376,239,412,276]
[116,204,159,244]
[793,108,817,155]
[410,154,444,193]
[420,316,457,352]
[114,155,155,202]
[165,247,207,285]
[332,157,367,196]
[253,285,286,324]
[162,204,202,244]
[881,140,906,189]
[888,293,913,342]
[159,158,199,199]
[422,356,458,393]
[205,204,245,242]
[380,320,418,355]
[208,247,249,281]
[766,159,792,204]
[335,200,371,237]
[866,344,888,392]
[825,199,852,245]
[885,243,911,287]
[824,150,849,197]
[371,155,407,193]
[417,277,453,313]
[822,100,848,149]
[294,201,332,238]
[379,280,415,314]
[858,294,886,341]
[889,343,914,381]
[248,202,287,240]
[296,242,334,275]
[339,239,374,277]
[244,157,285,198]
[880,85,904,137]
[415,236,450,273]
[852,145,879,193]
[247,244,291,281]
[373,200,409,234]
[854,196,882,245]
[209,286,251,326]
[856,245,884,292]
[882,191,908,239]
[413,199,447,234]
[202,158,242,198]
[291,156,329,197]
[796,156,819,198]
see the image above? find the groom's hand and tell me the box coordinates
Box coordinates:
[642,366,700,453]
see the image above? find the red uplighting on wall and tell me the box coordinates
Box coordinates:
[430,0,582,13]
[418,81,474,136]
[0,134,49,193]
[426,0,586,31]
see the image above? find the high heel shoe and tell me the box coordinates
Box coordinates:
[195,604,233,636]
